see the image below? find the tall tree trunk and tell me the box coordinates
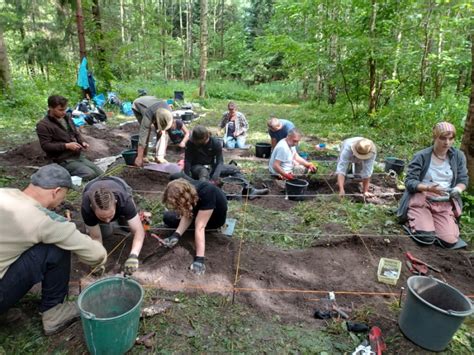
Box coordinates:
[368,0,377,114]
[219,0,224,59]
[199,0,208,98]
[0,26,12,95]
[460,34,474,191]
[179,0,186,79]
[419,1,433,96]
[433,24,445,98]
[120,0,125,43]
[76,0,87,60]
[187,0,193,79]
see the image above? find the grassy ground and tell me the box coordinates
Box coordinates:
[0,79,473,353]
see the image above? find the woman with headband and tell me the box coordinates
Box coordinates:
[397,122,468,248]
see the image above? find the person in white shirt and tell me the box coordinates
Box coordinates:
[335,137,377,197]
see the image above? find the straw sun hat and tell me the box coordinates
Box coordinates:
[351,138,376,160]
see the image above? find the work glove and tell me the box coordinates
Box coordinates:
[161,232,181,248]
[307,163,317,173]
[124,254,139,275]
[449,186,462,199]
[91,265,105,277]
[281,172,295,180]
[190,261,206,275]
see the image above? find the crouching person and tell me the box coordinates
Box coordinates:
[0,164,107,334]
[161,179,228,275]
[81,176,145,275]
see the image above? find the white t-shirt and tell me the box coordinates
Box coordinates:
[422,159,452,189]
[269,138,296,174]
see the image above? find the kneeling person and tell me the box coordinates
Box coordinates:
[0,164,106,334]
[161,179,228,275]
[81,176,145,275]
[269,128,317,187]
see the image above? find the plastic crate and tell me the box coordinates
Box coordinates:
[377,258,402,286]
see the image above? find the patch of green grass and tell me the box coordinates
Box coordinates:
[132,292,353,353]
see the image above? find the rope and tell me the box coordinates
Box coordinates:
[68,280,474,299]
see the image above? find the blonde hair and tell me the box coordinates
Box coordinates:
[162,179,198,219]
[267,117,280,129]
[90,188,115,211]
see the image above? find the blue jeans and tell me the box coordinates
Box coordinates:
[224,135,246,149]
[0,244,71,314]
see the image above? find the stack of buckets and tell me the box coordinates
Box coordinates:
[78,277,144,354]
[122,134,139,166]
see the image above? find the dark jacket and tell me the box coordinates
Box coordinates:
[184,137,223,180]
[397,146,468,223]
[36,113,85,163]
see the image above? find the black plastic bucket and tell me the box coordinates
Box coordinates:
[130,134,139,150]
[255,143,272,158]
[285,179,309,201]
[384,157,405,175]
[399,276,473,351]
[174,91,184,101]
[182,112,193,122]
[222,176,246,201]
[122,149,137,166]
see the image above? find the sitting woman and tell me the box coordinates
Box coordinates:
[397,122,468,248]
[160,178,228,275]
[219,102,249,149]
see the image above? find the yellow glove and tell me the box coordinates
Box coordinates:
[124,254,139,275]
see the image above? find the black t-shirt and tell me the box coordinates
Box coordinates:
[192,181,228,228]
[81,176,137,226]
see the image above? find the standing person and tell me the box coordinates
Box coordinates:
[269,128,317,186]
[397,122,468,248]
[267,116,295,149]
[132,96,173,166]
[168,118,190,148]
[219,102,249,149]
[335,137,377,197]
[36,95,103,180]
[0,164,107,334]
[81,176,145,275]
[160,179,228,275]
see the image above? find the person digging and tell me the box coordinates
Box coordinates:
[335,137,377,198]
[268,128,317,189]
[173,125,269,200]
[81,176,146,275]
[0,164,107,334]
[131,95,173,166]
[159,178,228,275]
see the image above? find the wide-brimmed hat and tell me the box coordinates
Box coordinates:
[351,138,376,160]
[155,108,173,131]
[191,125,210,145]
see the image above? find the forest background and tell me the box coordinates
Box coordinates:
[0,0,473,192]
[0,1,473,353]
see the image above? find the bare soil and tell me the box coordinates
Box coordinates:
[2,125,473,353]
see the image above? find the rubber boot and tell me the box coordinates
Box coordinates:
[242,185,269,200]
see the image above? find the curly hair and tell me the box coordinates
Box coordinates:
[89,187,115,211]
[162,179,198,219]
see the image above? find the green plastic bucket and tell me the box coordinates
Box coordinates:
[399,276,473,351]
[122,149,137,166]
[78,277,144,355]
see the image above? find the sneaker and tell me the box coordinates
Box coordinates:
[0,308,23,324]
[42,302,80,336]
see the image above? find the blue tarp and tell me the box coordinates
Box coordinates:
[77,57,89,89]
